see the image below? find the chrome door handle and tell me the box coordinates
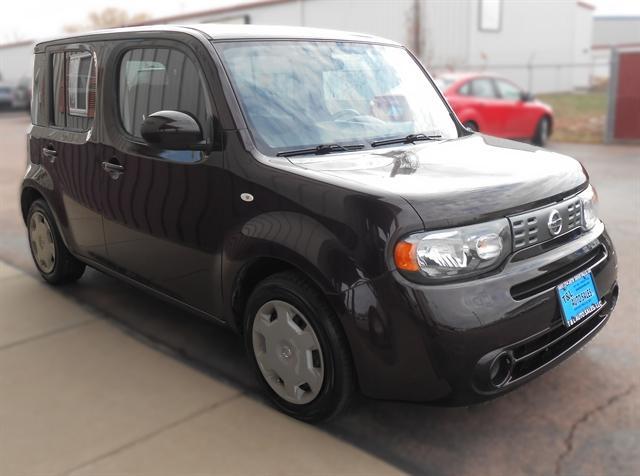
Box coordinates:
[102,161,124,180]
[42,147,57,163]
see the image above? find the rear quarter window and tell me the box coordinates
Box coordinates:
[31,53,47,126]
[66,51,96,130]
[50,49,97,131]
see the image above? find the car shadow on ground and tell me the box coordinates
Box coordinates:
[33,264,617,476]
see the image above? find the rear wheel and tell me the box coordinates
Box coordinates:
[27,199,85,284]
[464,120,479,132]
[533,116,551,146]
[244,271,355,422]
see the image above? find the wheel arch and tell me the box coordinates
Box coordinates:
[20,185,74,252]
[455,108,481,131]
[543,113,553,136]
[229,255,346,334]
[20,186,44,224]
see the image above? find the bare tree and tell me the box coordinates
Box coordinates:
[64,8,151,33]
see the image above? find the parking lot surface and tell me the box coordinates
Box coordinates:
[1,112,638,475]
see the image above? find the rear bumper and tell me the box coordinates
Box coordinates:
[337,222,618,403]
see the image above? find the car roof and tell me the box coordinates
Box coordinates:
[34,23,401,50]
[438,72,494,82]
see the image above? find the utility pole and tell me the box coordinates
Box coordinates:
[413,0,422,58]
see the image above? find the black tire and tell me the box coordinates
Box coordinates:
[244,271,356,422]
[464,120,479,132]
[27,199,85,285]
[533,116,551,147]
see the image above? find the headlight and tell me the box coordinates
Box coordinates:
[579,185,599,230]
[394,218,511,281]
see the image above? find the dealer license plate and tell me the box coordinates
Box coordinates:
[556,270,602,327]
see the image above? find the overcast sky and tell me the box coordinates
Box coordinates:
[2,0,639,44]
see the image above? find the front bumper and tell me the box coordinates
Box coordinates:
[337,222,618,404]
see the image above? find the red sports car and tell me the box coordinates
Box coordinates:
[436,73,553,146]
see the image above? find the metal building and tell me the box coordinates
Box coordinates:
[0,40,33,85]
[592,15,640,79]
[0,0,595,93]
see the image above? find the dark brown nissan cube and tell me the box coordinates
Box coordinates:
[22,24,618,421]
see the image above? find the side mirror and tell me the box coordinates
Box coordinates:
[141,110,206,150]
[520,91,534,102]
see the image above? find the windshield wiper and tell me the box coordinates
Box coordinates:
[276,143,365,157]
[371,133,442,147]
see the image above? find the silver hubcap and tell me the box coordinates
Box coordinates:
[29,211,56,274]
[252,300,324,404]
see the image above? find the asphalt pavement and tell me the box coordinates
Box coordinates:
[1,111,638,475]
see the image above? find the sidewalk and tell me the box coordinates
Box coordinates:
[0,261,400,476]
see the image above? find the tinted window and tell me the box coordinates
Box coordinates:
[458,81,471,96]
[434,77,455,91]
[31,53,47,126]
[51,53,65,127]
[66,51,96,130]
[50,50,96,130]
[217,41,458,154]
[470,78,496,98]
[495,79,521,101]
[119,48,208,138]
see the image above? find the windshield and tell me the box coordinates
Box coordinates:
[216,40,459,156]
[434,77,455,91]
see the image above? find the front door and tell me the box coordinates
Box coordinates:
[468,77,503,136]
[99,41,226,316]
[493,79,536,138]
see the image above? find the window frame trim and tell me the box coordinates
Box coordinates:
[470,77,500,99]
[46,44,96,132]
[113,42,216,154]
[67,51,95,118]
[493,77,523,102]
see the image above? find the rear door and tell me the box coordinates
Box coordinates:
[99,39,226,316]
[40,45,107,261]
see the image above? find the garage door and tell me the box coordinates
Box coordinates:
[611,50,640,141]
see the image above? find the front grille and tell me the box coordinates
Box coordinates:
[509,301,610,382]
[510,244,607,300]
[510,197,582,251]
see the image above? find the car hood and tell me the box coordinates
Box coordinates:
[286,134,588,228]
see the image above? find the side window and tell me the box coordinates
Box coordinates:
[50,49,96,130]
[458,82,471,96]
[31,53,47,126]
[118,48,209,138]
[66,51,96,130]
[495,80,521,101]
[470,78,497,99]
[479,0,502,32]
[51,53,66,127]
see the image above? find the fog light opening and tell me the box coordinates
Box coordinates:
[489,352,513,388]
[611,284,619,308]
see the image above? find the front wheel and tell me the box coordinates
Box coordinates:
[464,120,479,132]
[244,271,355,422]
[533,116,551,147]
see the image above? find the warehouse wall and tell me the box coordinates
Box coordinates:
[461,0,592,93]
[593,16,640,46]
[196,0,593,93]
[0,0,594,93]
[198,0,416,47]
[421,1,471,69]
[0,42,33,85]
